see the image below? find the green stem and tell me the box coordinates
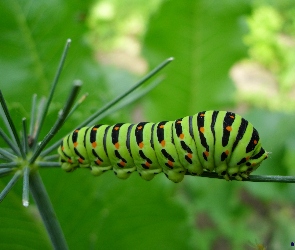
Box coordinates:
[0,91,26,159]
[80,57,174,127]
[89,75,164,125]
[0,170,22,202]
[0,162,18,168]
[191,172,295,183]
[29,171,69,250]
[0,128,21,156]
[29,81,82,164]
[22,118,28,154]
[22,166,30,207]
[40,60,173,157]
[32,39,72,149]
[29,94,37,137]
[0,148,17,161]
[37,162,61,168]
[66,93,88,119]
[0,168,13,177]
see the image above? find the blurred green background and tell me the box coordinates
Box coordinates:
[1,0,295,249]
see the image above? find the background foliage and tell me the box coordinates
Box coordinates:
[1,0,295,249]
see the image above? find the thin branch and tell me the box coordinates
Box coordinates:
[22,166,30,207]
[22,118,28,155]
[40,140,62,157]
[29,171,69,250]
[0,103,15,144]
[29,80,82,164]
[89,75,164,125]
[29,94,37,137]
[0,91,26,159]
[66,93,88,119]
[42,154,59,161]
[244,175,295,183]
[80,57,174,127]
[39,76,161,157]
[37,162,61,168]
[0,170,22,203]
[0,148,18,161]
[31,97,46,150]
[0,128,21,156]
[40,59,174,157]
[0,168,13,177]
[33,39,72,147]
[39,93,88,157]
[188,172,295,183]
[0,162,19,168]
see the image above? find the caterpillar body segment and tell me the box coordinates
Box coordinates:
[152,121,186,182]
[58,111,268,183]
[105,123,137,179]
[129,122,163,181]
[173,116,204,177]
[85,124,112,176]
[193,112,216,172]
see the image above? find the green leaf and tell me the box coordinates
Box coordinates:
[0,1,190,249]
[0,179,51,249]
[42,169,191,249]
[142,0,251,121]
[0,0,107,137]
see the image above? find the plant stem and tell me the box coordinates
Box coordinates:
[0,170,22,202]
[40,59,174,157]
[29,80,82,164]
[33,39,71,148]
[0,168,13,177]
[0,162,18,168]
[29,94,37,137]
[22,166,30,207]
[0,91,26,159]
[37,162,61,168]
[80,57,174,127]
[89,75,164,125]
[29,171,69,250]
[190,172,295,183]
[22,118,29,154]
[0,128,21,156]
[0,148,17,161]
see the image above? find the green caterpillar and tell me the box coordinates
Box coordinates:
[58,111,268,183]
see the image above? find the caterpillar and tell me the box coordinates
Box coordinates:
[58,111,268,183]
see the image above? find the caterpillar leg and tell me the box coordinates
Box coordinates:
[90,166,113,176]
